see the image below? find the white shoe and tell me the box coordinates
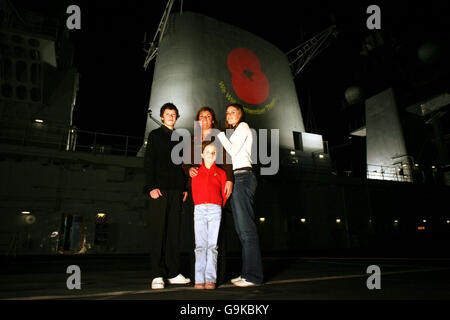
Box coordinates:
[168,274,191,285]
[233,279,257,287]
[231,276,242,284]
[151,277,165,289]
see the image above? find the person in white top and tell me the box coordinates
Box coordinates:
[217,104,264,287]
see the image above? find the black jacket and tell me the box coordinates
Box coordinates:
[143,125,186,194]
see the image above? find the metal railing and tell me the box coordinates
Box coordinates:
[0,120,144,157]
[366,164,413,182]
[74,129,143,156]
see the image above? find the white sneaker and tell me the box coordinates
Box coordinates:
[233,279,257,287]
[168,274,191,285]
[231,276,242,284]
[151,277,165,289]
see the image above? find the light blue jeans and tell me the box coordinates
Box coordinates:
[194,204,222,284]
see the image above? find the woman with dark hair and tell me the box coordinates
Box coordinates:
[217,103,263,287]
[182,106,234,285]
[195,106,219,128]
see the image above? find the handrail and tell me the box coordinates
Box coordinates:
[0,120,144,157]
[366,163,413,182]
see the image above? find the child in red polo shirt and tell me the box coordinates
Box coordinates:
[191,141,228,290]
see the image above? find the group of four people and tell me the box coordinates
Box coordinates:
[144,102,263,290]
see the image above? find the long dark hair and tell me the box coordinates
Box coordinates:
[225,103,245,129]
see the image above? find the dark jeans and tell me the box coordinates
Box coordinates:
[231,171,264,284]
[148,189,183,279]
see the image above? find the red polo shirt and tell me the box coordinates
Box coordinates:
[191,163,228,207]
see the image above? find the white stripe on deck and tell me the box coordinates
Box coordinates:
[4,267,447,300]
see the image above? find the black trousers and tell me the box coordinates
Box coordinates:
[183,191,230,285]
[148,189,183,279]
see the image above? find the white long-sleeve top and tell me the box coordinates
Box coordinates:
[217,122,253,170]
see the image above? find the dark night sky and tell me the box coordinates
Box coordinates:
[12,0,450,146]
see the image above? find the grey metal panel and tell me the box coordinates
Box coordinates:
[366,88,411,180]
[144,12,305,149]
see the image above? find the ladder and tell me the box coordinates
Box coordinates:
[286,25,338,78]
[143,0,176,70]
